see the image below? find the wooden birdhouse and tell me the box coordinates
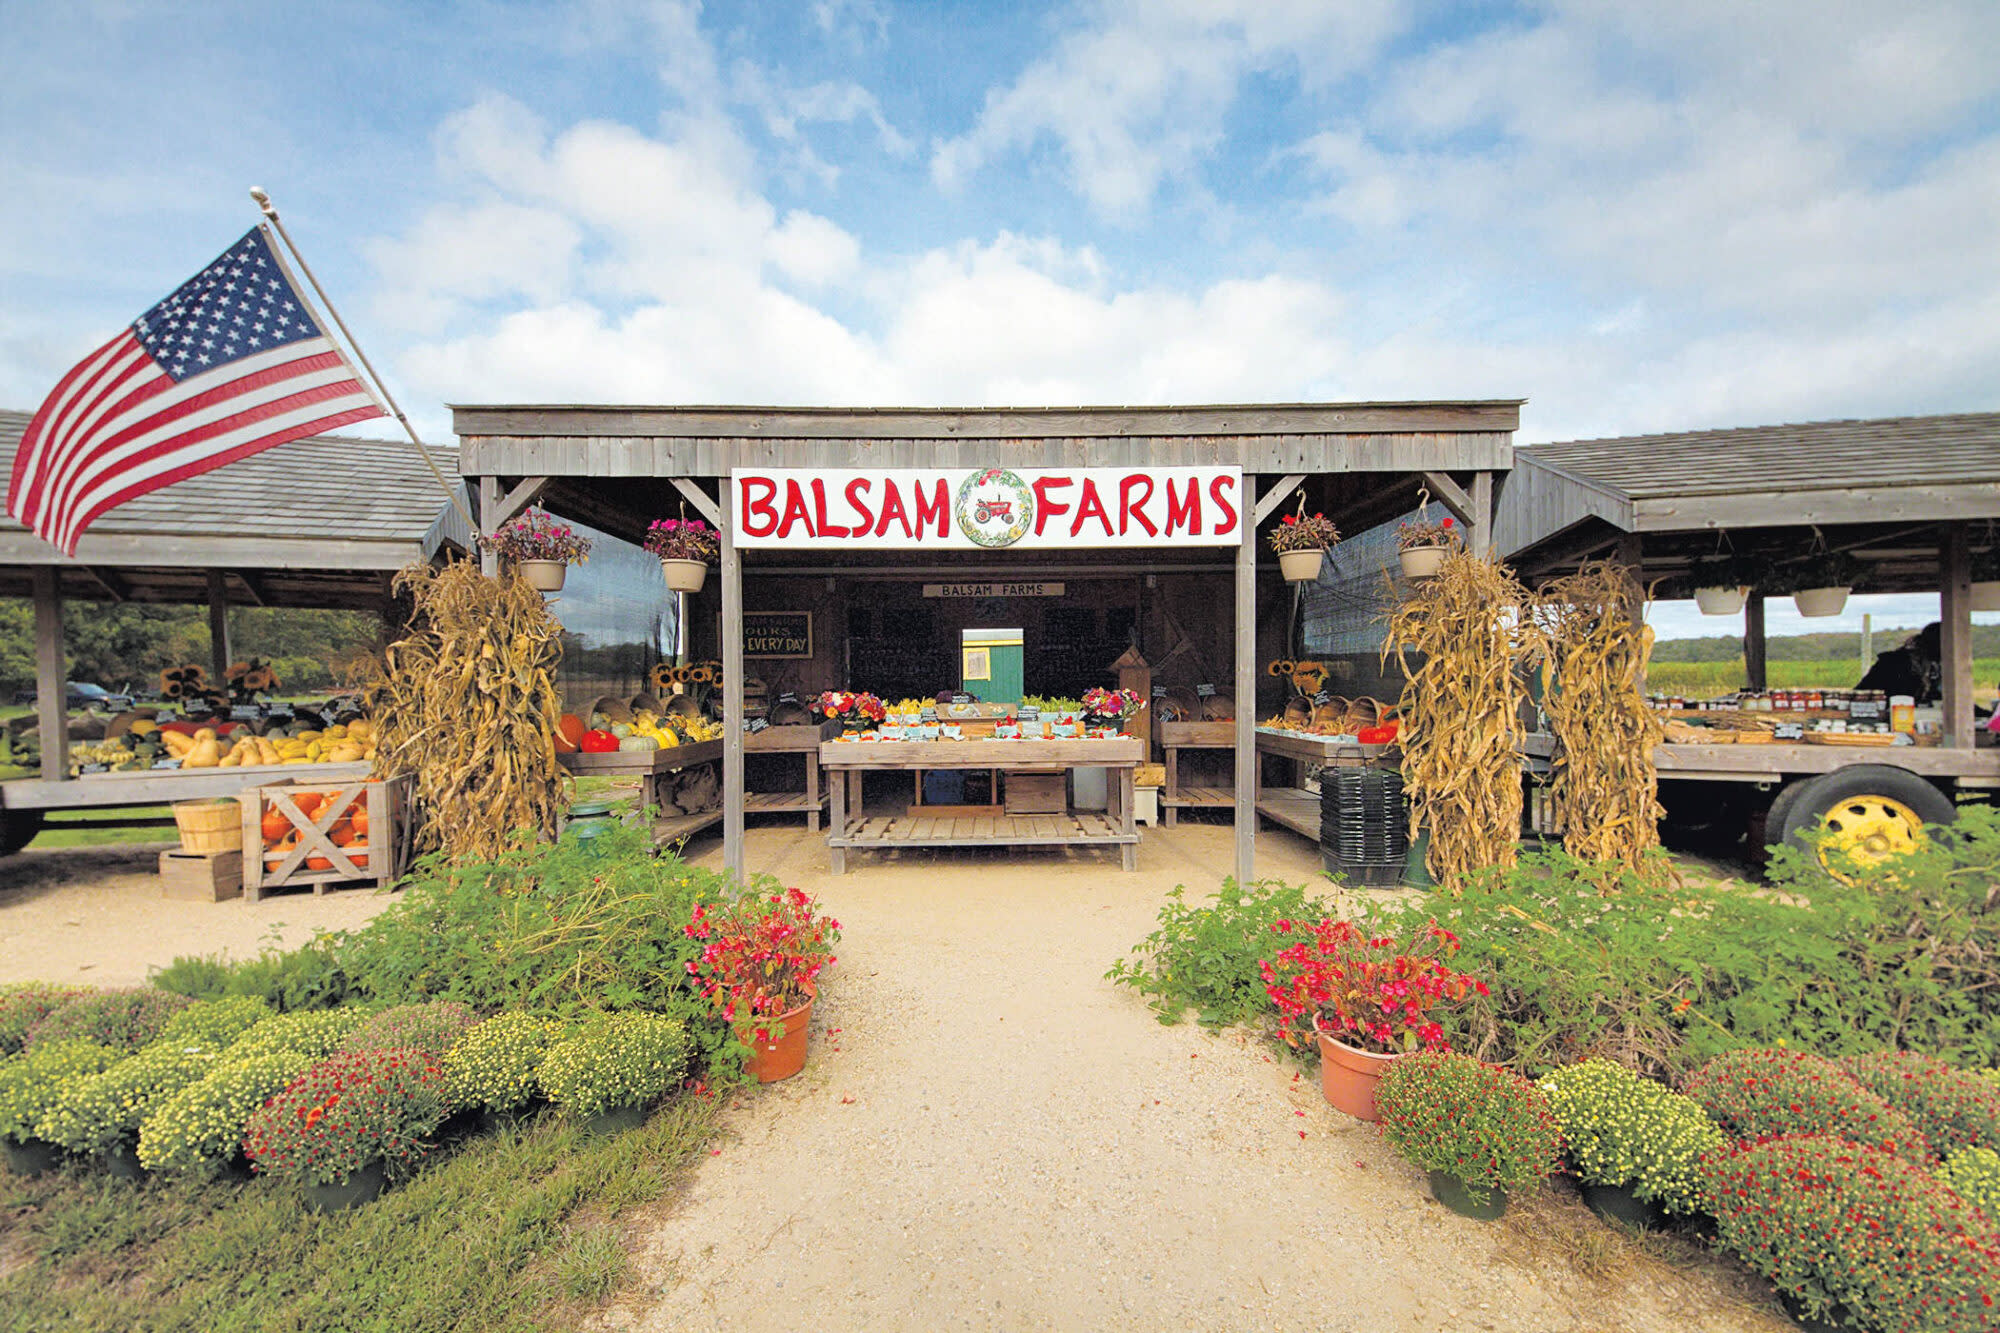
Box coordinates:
[1106,645,1152,750]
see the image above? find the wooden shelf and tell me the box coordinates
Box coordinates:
[652,809,723,843]
[744,791,826,813]
[1162,784,1235,808]
[560,739,723,776]
[1255,787,1320,842]
[830,811,1136,850]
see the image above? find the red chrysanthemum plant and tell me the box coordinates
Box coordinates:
[1260,917,1486,1055]
[684,886,842,1046]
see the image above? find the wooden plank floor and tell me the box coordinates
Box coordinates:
[1162,784,1235,807]
[829,810,1136,848]
[744,791,825,812]
[1255,788,1320,842]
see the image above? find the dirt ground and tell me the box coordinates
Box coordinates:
[594,820,1791,1333]
[0,841,393,986]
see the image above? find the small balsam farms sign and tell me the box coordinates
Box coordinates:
[733,466,1243,549]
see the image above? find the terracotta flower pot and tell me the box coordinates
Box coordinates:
[519,559,567,592]
[1278,549,1324,583]
[662,558,709,594]
[744,989,815,1084]
[1314,1023,1399,1121]
[1399,545,1449,580]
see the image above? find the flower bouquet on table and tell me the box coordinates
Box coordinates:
[1081,687,1144,735]
[684,886,842,1082]
[480,508,591,591]
[645,518,721,593]
[815,690,886,733]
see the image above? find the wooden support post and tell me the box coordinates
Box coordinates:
[206,569,231,687]
[477,477,500,577]
[1470,471,1493,557]
[32,567,68,781]
[1233,478,1258,885]
[721,481,745,880]
[1941,521,1974,750]
[1744,595,1768,692]
[1614,532,1646,694]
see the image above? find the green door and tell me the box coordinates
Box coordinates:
[962,628,1024,704]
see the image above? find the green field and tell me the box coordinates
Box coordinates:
[1647,657,2000,701]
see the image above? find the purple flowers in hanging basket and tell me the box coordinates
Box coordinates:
[644,519,720,564]
[477,508,592,565]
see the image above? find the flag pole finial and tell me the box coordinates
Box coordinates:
[248,186,277,218]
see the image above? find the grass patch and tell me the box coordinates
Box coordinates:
[0,1094,715,1332]
[29,807,179,851]
[1648,656,2000,700]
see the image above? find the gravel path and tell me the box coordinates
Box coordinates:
[607,822,1791,1333]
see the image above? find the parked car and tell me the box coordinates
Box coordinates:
[10,682,136,711]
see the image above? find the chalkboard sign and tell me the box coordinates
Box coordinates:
[744,611,813,660]
[775,691,799,705]
[920,707,938,723]
[1312,690,1332,706]
[152,758,183,770]
[230,705,261,722]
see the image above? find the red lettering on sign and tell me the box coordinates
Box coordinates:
[844,478,874,539]
[1070,478,1113,539]
[1165,477,1201,535]
[740,477,779,538]
[1119,474,1157,537]
[1208,475,1238,535]
[779,479,816,538]
[875,481,911,538]
[811,478,850,538]
[1033,476,1073,536]
[914,478,949,538]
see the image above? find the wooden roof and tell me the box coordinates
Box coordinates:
[0,409,473,609]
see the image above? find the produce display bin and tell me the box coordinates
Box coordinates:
[239,775,411,901]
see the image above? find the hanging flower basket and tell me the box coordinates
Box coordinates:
[1278,549,1324,583]
[1693,585,1746,616]
[1269,511,1340,583]
[1793,586,1850,618]
[1973,581,2000,613]
[519,560,568,593]
[661,559,708,593]
[645,519,719,594]
[1397,513,1459,580]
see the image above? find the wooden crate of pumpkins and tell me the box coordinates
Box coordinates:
[239,775,411,900]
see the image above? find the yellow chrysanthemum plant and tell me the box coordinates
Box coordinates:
[1538,1057,1725,1216]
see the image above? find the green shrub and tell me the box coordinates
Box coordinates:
[137,1050,313,1174]
[158,996,272,1051]
[1374,1052,1564,1208]
[1938,1147,2000,1223]
[1105,878,1334,1027]
[0,1040,119,1144]
[244,1048,445,1187]
[444,1012,561,1113]
[342,1001,478,1060]
[228,1007,368,1060]
[26,988,194,1052]
[1703,1135,2000,1331]
[1841,1050,2000,1155]
[154,938,353,1012]
[1538,1058,1724,1214]
[0,983,93,1055]
[540,1014,692,1119]
[37,1038,219,1156]
[1685,1048,1934,1164]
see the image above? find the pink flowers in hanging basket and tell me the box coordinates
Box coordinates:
[644,519,720,564]
[478,508,592,564]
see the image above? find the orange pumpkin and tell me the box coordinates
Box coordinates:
[555,713,586,753]
[350,805,370,837]
[293,792,326,820]
[260,808,291,846]
[306,855,333,871]
[329,818,356,847]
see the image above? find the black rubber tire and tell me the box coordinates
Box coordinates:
[0,809,45,856]
[1776,764,1956,858]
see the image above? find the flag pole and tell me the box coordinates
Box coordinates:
[247,187,481,537]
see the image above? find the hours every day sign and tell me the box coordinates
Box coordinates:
[732,466,1243,549]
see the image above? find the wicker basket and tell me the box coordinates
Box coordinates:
[173,799,244,854]
[1343,696,1387,731]
[588,695,633,723]
[1282,698,1314,729]
[1310,697,1350,732]
[1199,692,1236,722]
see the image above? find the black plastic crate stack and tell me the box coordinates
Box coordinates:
[1319,768,1409,887]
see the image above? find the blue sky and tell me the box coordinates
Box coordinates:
[4,1,1998,642]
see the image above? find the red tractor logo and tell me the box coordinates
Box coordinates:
[972,498,1013,524]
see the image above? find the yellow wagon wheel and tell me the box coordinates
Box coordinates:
[1817,795,1927,878]
[1773,765,1955,884]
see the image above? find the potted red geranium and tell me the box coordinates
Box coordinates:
[645,518,720,594]
[684,886,841,1083]
[1397,514,1460,580]
[478,508,592,593]
[1268,510,1341,583]
[1260,917,1484,1120]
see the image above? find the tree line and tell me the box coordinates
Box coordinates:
[1650,625,2000,664]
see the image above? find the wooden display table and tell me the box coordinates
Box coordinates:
[744,719,840,831]
[1253,728,1393,843]
[819,736,1143,874]
[1157,719,1236,824]
[560,740,724,842]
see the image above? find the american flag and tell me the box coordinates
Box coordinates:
[7,227,385,554]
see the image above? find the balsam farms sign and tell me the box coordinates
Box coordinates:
[733,467,1242,549]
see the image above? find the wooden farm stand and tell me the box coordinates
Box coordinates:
[1252,728,1394,844]
[744,718,841,830]
[1157,719,1236,824]
[454,401,1521,883]
[0,413,470,856]
[558,740,725,843]
[819,736,1143,874]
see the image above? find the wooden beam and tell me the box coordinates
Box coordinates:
[1233,482,1257,885]
[490,476,550,529]
[672,478,722,528]
[1941,521,1974,750]
[721,485,745,881]
[232,569,270,607]
[1423,471,1476,526]
[1252,474,1309,525]
[80,566,129,603]
[477,477,500,577]
[1470,470,1493,558]
[206,569,231,686]
[1636,485,2000,532]
[32,566,68,782]
[1744,595,1768,692]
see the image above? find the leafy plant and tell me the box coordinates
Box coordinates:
[228,1008,368,1061]
[245,1048,446,1187]
[137,1050,313,1175]
[38,1038,220,1157]
[1397,512,1460,551]
[1537,1058,1724,1214]
[1685,553,1753,592]
[1772,548,1865,594]
[643,518,719,564]
[1702,1135,2000,1331]
[1106,879,1334,1028]
[0,983,93,1055]
[1375,1052,1563,1207]
[157,996,272,1051]
[684,886,840,1044]
[1685,1048,1934,1165]
[0,1040,119,1144]
[26,988,194,1052]
[1259,917,1484,1055]
[539,1014,692,1118]
[1939,1147,2000,1224]
[154,938,354,1012]
[1842,1050,2000,1156]
[444,1012,561,1113]
[1268,510,1340,554]
[341,1001,478,1061]
[478,507,592,565]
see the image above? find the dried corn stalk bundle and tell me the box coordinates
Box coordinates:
[365,561,568,860]
[1385,553,1541,890]
[1532,561,1664,870]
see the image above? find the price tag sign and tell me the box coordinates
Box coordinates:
[920,707,938,723]
[230,705,261,722]
[1774,723,1805,741]
[951,692,974,706]
[1312,690,1332,706]
[1196,683,1217,697]
[1018,706,1040,722]
[776,692,799,705]
[152,758,183,770]
[1151,686,1168,697]
[79,763,109,774]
